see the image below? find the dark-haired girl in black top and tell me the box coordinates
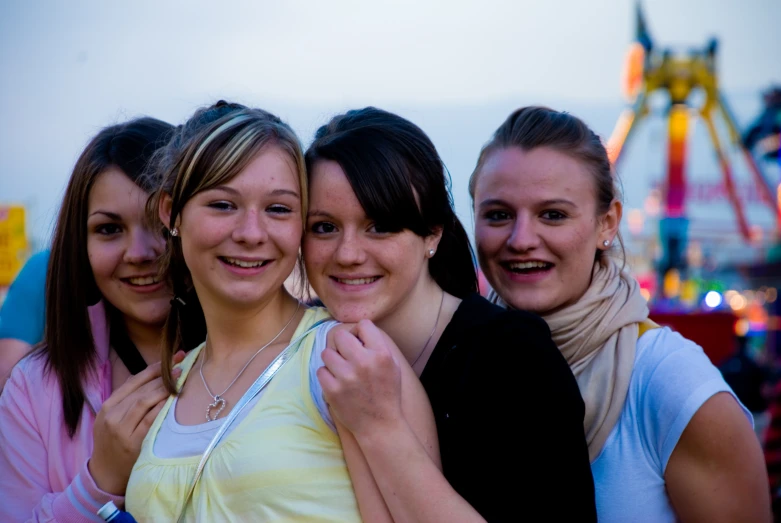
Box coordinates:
[302,107,596,521]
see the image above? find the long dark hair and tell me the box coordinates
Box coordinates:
[305,107,477,298]
[44,117,174,437]
[148,101,307,395]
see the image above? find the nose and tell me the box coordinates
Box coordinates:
[125,226,164,265]
[333,230,366,266]
[232,209,269,245]
[506,215,540,253]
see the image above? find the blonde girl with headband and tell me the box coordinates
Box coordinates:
[124,102,437,522]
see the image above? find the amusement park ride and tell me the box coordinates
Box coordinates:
[607,4,781,363]
[608,4,781,278]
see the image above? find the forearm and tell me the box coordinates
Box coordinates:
[0,461,124,523]
[357,421,485,523]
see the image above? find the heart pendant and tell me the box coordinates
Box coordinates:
[206,396,226,422]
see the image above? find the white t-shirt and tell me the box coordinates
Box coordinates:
[591,326,752,522]
[154,322,337,458]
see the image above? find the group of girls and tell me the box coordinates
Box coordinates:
[0,99,770,522]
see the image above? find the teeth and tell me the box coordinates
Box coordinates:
[508,261,549,270]
[224,257,266,268]
[128,276,160,286]
[336,277,379,285]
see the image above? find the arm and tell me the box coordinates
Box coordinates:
[665,392,771,522]
[0,338,32,391]
[0,365,123,522]
[321,320,484,523]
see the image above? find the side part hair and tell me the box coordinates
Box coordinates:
[305,107,477,298]
[469,106,625,261]
[149,101,307,395]
[44,116,174,437]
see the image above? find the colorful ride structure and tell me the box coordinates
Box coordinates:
[608,4,781,278]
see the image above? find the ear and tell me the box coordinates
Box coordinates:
[158,193,177,232]
[598,199,622,248]
[425,226,444,257]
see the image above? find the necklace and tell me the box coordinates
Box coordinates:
[411,290,445,368]
[199,300,301,421]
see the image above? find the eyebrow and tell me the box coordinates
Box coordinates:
[88,210,122,220]
[307,209,335,220]
[477,198,576,208]
[210,186,299,198]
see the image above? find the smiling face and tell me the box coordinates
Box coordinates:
[303,160,439,324]
[473,146,619,315]
[87,167,169,327]
[171,145,303,311]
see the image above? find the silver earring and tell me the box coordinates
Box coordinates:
[428,249,435,257]
[170,228,179,237]
[602,239,610,247]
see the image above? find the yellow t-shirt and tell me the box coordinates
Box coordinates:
[125,308,361,522]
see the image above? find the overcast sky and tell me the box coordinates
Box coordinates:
[1,0,780,246]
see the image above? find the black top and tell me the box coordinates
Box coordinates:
[420,293,597,522]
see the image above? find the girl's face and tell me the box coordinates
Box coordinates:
[172,146,303,311]
[473,146,619,315]
[303,160,439,324]
[87,168,169,327]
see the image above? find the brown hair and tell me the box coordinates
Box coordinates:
[43,117,174,437]
[148,101,307,394]
[469,106,624,261]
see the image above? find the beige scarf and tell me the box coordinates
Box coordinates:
[488,257,649,461]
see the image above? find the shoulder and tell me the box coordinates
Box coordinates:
[628,327,747,469]
[2,351,58,409]
[455,293,551,340]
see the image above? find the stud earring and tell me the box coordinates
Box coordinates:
[170,228,179,237]
[602,239,610,247]
[428,249,435,257]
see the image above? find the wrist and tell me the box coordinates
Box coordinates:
[88,457,126,496]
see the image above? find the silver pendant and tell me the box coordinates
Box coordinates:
[206,395,226,421]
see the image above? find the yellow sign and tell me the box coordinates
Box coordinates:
[0,205,28,286]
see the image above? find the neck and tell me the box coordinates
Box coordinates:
[375,276,452,368]
[123,316,165,365]
[200,288,300,364]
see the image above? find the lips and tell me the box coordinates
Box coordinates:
[121,274,161,287]
[219,256,271,269]
[330,276,381,285]
[503,260,553,272]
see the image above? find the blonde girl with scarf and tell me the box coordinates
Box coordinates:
[472,106,770,522]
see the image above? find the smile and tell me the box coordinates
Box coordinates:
[220,257,270,269]
[504,261,553,273]
[122,275,161,287]
[330,276,381,285]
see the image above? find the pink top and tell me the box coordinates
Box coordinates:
[0,302,125,522]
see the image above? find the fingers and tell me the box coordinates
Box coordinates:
[316,365,339,401]
[352,319,388,351]
[321,347,352,380]
[331,328,367,361]
[172,350,186,365]
[130,397,167,443]
[117,377,170,429]
[102,361,163,410]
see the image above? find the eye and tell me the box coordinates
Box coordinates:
[267,204,293,215]
[207,200,235,211]
[541,210,567,221]
[95,223,122,236]
[368,222,397,234]
[310,221,337,234]
[483,210,511,222]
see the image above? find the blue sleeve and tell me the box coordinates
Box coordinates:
[0,250,49,344]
